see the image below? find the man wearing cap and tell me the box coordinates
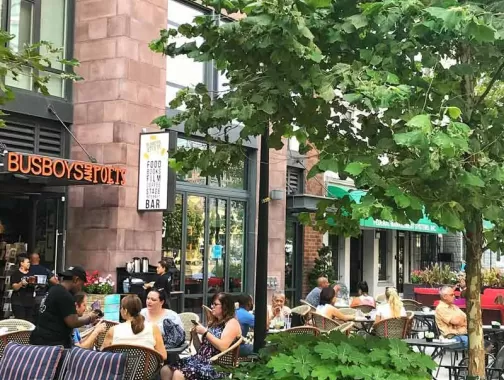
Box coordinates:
[30,266,98,348]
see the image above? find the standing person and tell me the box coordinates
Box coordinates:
[145,260,172,308]
[305,277,329,307]
[30,266,98,348]
[28,252,59,320]
[10,255,35,322]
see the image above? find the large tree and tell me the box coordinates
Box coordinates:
[151,0,504,376]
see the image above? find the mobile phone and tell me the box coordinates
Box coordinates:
[191,320,198,326]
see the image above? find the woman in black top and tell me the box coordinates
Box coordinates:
[10,256,35,322]
[145,260,172,309]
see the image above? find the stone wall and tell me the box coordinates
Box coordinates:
[67,0,167,278]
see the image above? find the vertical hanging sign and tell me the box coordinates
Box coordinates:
[138,132,170,211]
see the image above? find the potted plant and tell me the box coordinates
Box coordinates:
[83,271,115,312]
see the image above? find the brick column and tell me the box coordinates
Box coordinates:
[67,0,167,277]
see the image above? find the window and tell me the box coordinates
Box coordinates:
[166,0,230,108]
[177,137,246,189]
[3,0,70,97]
[378,230,388,281]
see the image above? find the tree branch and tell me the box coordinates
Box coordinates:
[474,59,504,109]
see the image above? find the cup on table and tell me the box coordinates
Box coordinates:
[275,319,285,330]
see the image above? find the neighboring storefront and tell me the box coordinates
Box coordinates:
[325,180,449,296]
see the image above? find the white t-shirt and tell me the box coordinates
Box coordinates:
[140,308,184,332]
[376,303,406,319]
[112,321,155,348]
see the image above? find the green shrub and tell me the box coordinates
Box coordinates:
[232,331,436,380]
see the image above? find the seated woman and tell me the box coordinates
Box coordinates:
[235,294,255,357]
[374,287,406,324]
[140,289,185,349]
[161,292,242,380]
[72,292,106,349]
[266,292,291,327]
[350,281,376,307]
[317,288,353,322]
[102,294,167,361]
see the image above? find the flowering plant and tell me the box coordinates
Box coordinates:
[410,270,423,284]
[83,271,115,294]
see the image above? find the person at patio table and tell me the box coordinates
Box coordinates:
[374,287,406,324]
[30,266,98,348]
[267,292,291,326]
[161,292,241,380]
[235,294,255,356]
[317,287,354,322]
[102,294,167,361]
[305,277,330,307]
[435,286,468,347]
[73,292,107,349]
[351,281,376,307]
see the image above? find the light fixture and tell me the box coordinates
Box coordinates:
[270,189,284,201]
[375,231,381,239]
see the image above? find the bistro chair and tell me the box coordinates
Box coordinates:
[284,326,320,336]
[290,305,312,326]
[202,305,214,324]
[352,304,375,314]
[334,321,354,335]
[402,299,422,311]
[0,330,31,359]
[103,344,163,380]
[311,312,341,332]
[375,294,386,304]
[338,308,357,317]
[210,337,243,368]
[0,319,35,333]
[179,312,200,353]
[95,320,119,350]
[374,317,411,339]
[300,299,317,311]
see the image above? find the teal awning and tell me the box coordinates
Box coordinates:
[327,185,447,235]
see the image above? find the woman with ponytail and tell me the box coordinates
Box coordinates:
[101,294,167,361]
[374,287,406,324]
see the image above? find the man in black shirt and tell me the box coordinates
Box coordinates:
[28,252,59,320]
[30,266,98,348]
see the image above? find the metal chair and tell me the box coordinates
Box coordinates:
[103,344,163,380]
[210,337,243,368]
[375,294,386,304]
[0,319,35,333]
[352,304,375,314]
[284,326,320,336]
[202,305,214,324]
[374,317,411,339]
[95,320,119,350]
[311,312,341,332]
[0,330,31,359]
[290,305,312,325]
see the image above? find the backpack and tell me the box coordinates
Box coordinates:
[162,318,185,349]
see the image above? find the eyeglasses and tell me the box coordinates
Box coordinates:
[211,302,222,308]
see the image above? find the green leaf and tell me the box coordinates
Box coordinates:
[424,7,462,30]
[309,49,324,63]
[259,100,276,115]
[319,83,335,101]
[343,93,362,104]
[394,194,411,209]
[307,164,323,179]
[439,209,464,230]
[467,21,495,43]
[318,159,339,173]
[386,73,400,85]
[483,205,502,221]
[446,106,461,120]
[347,14,368,30]
[344,162,369,176]
[460,171,485,188]
[303,0,331,9]
[406,114,432,132]
[393,130,428,147]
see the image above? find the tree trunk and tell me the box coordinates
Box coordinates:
[465,219,485,378]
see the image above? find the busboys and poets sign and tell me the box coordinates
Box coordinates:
[137,132,169,211]
[2,152,126,185]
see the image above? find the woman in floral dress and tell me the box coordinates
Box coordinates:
[161,292,242,380]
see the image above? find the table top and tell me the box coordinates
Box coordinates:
[403,338,462,348]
